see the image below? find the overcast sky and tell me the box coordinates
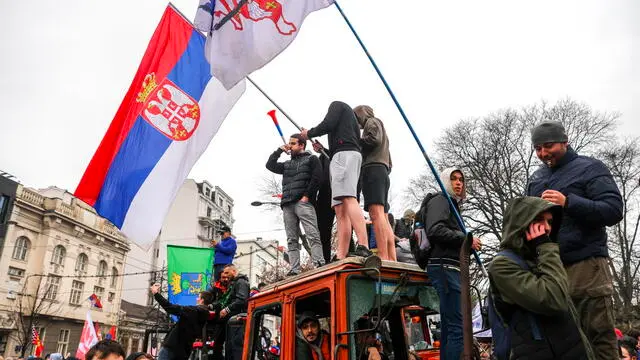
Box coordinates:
[1,0,639,246]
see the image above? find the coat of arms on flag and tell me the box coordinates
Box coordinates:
[75,5,245,247]
[195,0,334,89]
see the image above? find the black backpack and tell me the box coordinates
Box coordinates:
[410,193,438,269]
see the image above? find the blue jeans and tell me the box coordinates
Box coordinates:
[427,264,462,360]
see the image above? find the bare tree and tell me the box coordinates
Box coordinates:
[599,137,640,324]
[406,98,619,262]
[11,275,63,357]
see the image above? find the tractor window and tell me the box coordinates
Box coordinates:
[294,290,331,359]
[347,276,440,359]
[250,303,282,360]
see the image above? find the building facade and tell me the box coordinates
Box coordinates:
[122,179,235,306]
[234,239,284,288]
[0,185,129,358]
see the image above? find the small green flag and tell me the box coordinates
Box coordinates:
[167,245,214,306]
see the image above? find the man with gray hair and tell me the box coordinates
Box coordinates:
[526,121,623,360]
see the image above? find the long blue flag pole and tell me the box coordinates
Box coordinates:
[333,0,487,276]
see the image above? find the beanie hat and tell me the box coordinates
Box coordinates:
[531,121,568,145]
[297,311,319,328]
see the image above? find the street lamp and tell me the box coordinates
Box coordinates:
[251,201,280,206]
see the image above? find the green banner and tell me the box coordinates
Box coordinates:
[167,245,214,306]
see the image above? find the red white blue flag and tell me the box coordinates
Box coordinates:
[88,293,103,309]
[75,5,245,246]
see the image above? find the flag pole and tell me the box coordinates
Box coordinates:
[332,0,487,276]
[247,76,330,159]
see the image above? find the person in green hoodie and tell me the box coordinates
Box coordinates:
[488,196,594,359]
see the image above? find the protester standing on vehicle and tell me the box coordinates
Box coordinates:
[266,134,325,275]
[211,225,237,281]
[353,105,395,261]
[423,168,481,360]
[301,101,372,259]
[527,121,623,359]
[488,196,593,359]
[150,284,213,360]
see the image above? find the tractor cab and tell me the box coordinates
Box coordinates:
[240,257,441,359]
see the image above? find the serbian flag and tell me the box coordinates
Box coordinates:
[75,4,245,246]
[76,312,99,360]
[88,293,103,309]
[106,326,117,340]
[31,326,44,357]
[195,0,334,89]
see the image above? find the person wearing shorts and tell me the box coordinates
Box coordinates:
[301,101,372,259]
[354,105,395,261]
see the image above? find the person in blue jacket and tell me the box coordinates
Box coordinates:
[211,225,237,281]
[526,121,623,360]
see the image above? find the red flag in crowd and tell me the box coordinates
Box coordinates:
[31,326,44,357]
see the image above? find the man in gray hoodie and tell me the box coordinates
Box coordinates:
[354,105,396,261]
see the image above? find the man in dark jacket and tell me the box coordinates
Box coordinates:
[354,105,395,261]
[489,197,594,359]
[211,226,237,281]
[295,311,331,360]
[424,168,481,360]
[526,121,623,359]
[209,264,249,359]
[150,283,213,360]
[301,101,372,260]
[266,134,325,275]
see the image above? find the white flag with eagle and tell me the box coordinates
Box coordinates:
[195,0,334,89]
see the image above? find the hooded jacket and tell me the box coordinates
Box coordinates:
[307,101,361,158]
[425,167,467,265]
[154,293,210,359]
[353,105,391,169]
[488,197,592,359]
[526,147,623,264]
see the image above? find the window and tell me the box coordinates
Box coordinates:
[12,236,30,261]
[218,198,223,207]
[110,267,118,287]
[52,245,66,265]
[227,205,232,213]
[205,188,210,197]
[108,292,115,302]
[94,286,105,303]
[347,277,440,357]
[0,195,9,224]
[8,267,25,278]
[75,253,88,272]
[57,329,70,354]
[69,280,84,305]
[45,276,61,300]
[294,290,331,359]
[207,207,212,217]
[250,304,282,359]
[97,260,107,285]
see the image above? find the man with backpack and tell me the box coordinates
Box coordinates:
[488,196,594,359]
[417,167,481,360]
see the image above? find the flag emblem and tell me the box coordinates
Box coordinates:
[138,73,200,141]
[215,0,297,35]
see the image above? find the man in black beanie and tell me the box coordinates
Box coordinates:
[526,120,623,360]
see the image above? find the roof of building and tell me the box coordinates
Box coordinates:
[120,299,165,321]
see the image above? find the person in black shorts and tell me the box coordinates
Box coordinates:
[354,105,396,261]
